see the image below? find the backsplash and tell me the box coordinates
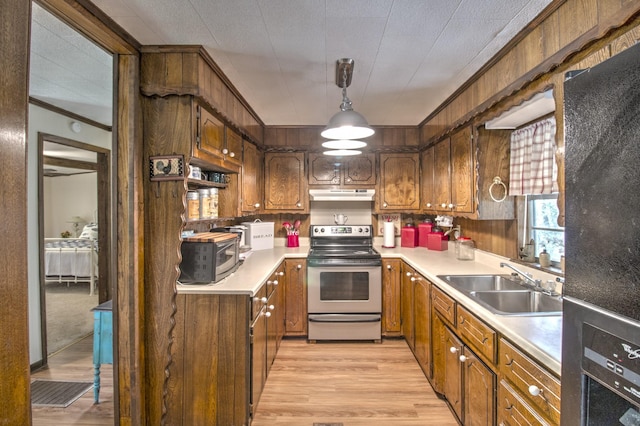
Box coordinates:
[309,201,373,225]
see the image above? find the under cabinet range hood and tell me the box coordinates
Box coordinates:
[309,189,375,201]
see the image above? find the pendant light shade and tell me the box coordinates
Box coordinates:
[321,139,367,150]
[322,58,375,141]
[323,149,362,156]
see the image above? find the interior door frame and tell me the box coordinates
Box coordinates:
[37,132,111,363]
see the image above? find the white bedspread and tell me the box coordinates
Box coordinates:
[45,239,98,277]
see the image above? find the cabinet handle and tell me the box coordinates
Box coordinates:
[383,202,388,208]
[406,272,413,277]
[346,178,351,182]
[386,264,392,270]
[229,151,235,158]
[297,264,302,270]
[268,304,275,311]
[448,203,454,209]
[268,280,279,286]
[411,276,422,282]
[441,203,447,208]
[296,202,302,207]
[254,203,261,208]
[459,355,467,362]
[449,346,459,354]
[264,311,272,317]
[528,385,542,397]
[426,202,432,208]
[458,315,465,324]
[504,355,514,367]
[277,271,285,276]
[222,148,229,155]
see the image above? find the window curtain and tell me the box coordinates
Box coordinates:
[508,117,558,196]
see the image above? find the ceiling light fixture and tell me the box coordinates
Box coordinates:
[323,149,362,156]
[321,58,375,140]
[321,140,367,150]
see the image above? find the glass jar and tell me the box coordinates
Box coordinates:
[455,237,475,261]
[186,191,200,221]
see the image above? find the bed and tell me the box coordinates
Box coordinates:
[44,224,99,295]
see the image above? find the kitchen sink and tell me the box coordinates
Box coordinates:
[437,274,525,292]
[469,290,562,316]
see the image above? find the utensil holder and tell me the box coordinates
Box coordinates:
[287,234,299,248]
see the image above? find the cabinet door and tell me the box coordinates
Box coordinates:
[224,126,243,167]
[251,306,267,413]
[463,348,496,426]
[344,154,375,186]
[420,147,437,212]
[431,312,447,395]
[443,325,464,422]
[266,284,279,372]
[284,259,307,336]
[378,153,420,211]
[413,275,431,378]
[382,259,402,336]
[198,105,225,160]
[401,263,415,350]
[264,152,308,211]
[241,141,263,213]
[450,126,474,214]
[308,153,340,185]
[498,380,550,426]
[433,139,451,211]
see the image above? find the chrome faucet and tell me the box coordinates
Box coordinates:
[500,262,542,289]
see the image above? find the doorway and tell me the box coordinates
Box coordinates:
[37,133,111,360]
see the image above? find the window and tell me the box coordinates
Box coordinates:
[527,194,564,264]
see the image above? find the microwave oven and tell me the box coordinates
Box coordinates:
[179,232,240,284]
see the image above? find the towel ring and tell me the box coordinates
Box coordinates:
[489,176,507,202]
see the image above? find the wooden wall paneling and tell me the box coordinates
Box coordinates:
[558,0,599,47]
[167,294,186,426]
[142,95,193,424]
[610,25,640,55]
[0,0,30,422]
[115,52,145,424]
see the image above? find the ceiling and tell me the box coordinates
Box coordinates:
[30,0,554,128]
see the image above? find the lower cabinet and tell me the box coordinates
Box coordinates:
[413,273,431,378]
[284,259,307,336]
[401,263,415,351]
[382,259,402,336]
[174,262,286,425]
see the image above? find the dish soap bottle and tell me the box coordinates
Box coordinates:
[539,247,551,267]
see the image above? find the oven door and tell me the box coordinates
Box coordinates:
[307,264,381,314]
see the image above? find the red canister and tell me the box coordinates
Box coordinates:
[418,221,434,247]
[427,229,448,251]
[401,224,419,247]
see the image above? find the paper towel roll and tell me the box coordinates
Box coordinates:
[383,221,396,248]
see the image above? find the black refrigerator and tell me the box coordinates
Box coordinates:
[561,42,640,425]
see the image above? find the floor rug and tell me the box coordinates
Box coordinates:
[31,380,93,407]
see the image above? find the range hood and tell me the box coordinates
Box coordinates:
[309,189,375,201]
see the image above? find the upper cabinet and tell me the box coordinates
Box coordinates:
[377,153,420,212]
[264,152,308,212]
[241,140,263,213]
[194,104,242,172]
[308,153,376,187]
[421,125,513,219]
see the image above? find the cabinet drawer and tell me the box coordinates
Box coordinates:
[432,286,456,326]
[458,305,496,365]
[498,380,550,426]
[499,339,561,425]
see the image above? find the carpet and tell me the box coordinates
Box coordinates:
[31,380,93,407]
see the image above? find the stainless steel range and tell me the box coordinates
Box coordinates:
[307,225,382,341]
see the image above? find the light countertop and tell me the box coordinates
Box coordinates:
[176,241,562,376]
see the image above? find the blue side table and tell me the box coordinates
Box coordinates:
[91,300,113,404]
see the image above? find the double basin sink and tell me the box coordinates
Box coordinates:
[436,274,562,316]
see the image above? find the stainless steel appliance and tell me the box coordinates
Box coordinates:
[561,42,640,425]
[307,225,382,341]
[179,232,240,284]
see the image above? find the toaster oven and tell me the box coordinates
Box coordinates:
[179,232,240,284]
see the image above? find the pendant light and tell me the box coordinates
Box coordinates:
[321,58,375,140]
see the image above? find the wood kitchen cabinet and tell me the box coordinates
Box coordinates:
[412,272,431,378]
[498,338,561,425]
[431,285,496,425]
[251,285,268,417]
[308,153,376,187]
[422,126,474,215]
[241,140,263,213]
[382,259,402,336]
[266,265,285,372]
[284,259,307,336]
[378,153,420,211]
[194,103,242,173]
[264,152,308,211]
[401,263,415,351]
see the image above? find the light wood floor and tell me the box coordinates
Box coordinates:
[252,338,458,426]
[30,337,457,425]
[31,335,114,425]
